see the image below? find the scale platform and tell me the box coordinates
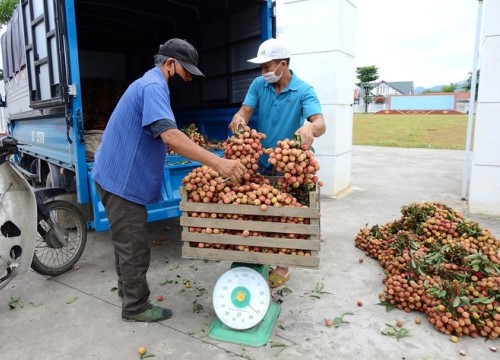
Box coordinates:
[208,263,282,347]
[208,301,281,347]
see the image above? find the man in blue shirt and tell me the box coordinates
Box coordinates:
[93,38,246,322]
[229,38,326,288]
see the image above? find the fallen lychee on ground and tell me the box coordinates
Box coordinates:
[354,201,499,340]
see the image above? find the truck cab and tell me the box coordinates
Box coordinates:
[1,0,273,231]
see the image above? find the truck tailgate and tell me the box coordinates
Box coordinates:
[88,157,199,232]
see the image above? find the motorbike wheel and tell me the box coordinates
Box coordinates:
[31,200,87,276]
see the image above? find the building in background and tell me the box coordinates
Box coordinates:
[354,80,414,112]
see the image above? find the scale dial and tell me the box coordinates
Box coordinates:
[212,266,270,330]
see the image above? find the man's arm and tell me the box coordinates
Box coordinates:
[160,128,246,182]
[228,105,254,133]
[296,114,326,147]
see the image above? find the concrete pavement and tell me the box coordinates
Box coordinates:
[0,146,498,360]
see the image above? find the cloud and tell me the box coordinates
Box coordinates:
[355,0,480,88]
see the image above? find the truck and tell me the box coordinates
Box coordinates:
[1,0,275,232]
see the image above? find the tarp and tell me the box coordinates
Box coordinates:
[1,6,26,79]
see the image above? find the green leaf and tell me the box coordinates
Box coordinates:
[8,297,23,309]
[66,296,78,304]
[471,297,494,304]
[377,301,396,312]
[396,328,410,341]
[292,133,302,147]
[312,281,324,293]
[381,327,396,336]
[270,341,287,348]
[160,278,174,285]
[193,301,204,313]
[453,296,460,308]
[140,354,156,359]
[399,329,410,336]
[333,311,354,328]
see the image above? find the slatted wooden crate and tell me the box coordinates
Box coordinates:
[180,186,321,268]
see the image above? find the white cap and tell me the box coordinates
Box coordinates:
[247,38,291,64]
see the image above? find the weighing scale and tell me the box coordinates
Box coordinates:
[208,263,281,347]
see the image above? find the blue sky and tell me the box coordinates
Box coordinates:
[355,0,481,88]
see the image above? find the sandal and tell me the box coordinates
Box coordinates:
[268,271,291,288]
[122,304,172,322]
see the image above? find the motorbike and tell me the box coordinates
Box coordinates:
[0,136,87,290]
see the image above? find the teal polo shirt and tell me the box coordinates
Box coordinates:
[242,71,322,169]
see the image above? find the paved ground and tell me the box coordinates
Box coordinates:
[1,146,499,360]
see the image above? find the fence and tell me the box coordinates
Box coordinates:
[353,102,387,113]
[354,101,474,114]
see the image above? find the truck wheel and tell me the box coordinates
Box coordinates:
[31,200,87,276]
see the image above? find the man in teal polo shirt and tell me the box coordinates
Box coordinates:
[229,38,326,287]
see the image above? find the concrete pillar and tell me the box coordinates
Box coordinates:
[280,0,356,196]
[468,0,500,216]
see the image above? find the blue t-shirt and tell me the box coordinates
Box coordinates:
[92,67,177,205]
[242,71,322,169]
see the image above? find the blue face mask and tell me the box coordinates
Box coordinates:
[262,62,284,83]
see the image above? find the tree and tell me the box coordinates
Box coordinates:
[422,89,435,94]
[440,83,457,93]
[463,69,480,100]
[0,0,17,28]
[356,65,379,113]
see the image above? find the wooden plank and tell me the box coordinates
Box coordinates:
[180,216,319,235]
[182,232,320,251]
[179,187,320,217]
[180,201,319,217]
[309,185,321,251]
[182,244,320,269]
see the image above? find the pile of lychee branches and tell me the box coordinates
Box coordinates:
[355,202,499,340]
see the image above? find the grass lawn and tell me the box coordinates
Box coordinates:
[353,113,473,150]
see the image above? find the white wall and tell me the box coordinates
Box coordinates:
[280,0,356,196]
[468,0,500,216]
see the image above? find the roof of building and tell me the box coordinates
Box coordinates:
[355,80,415,97]
[386,81,414,95]
[374,80,414,95]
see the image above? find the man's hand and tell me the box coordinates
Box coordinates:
[295,122,315,147]
[229,106,254,134]
[214,158,246,183]
[228,113,247,134]
[295,114,326,147]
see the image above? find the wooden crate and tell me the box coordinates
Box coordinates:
[180,186,321,269]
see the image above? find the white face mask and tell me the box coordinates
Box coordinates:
[262,62,284,83]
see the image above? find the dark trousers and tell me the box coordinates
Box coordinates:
[95,182,150,315]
